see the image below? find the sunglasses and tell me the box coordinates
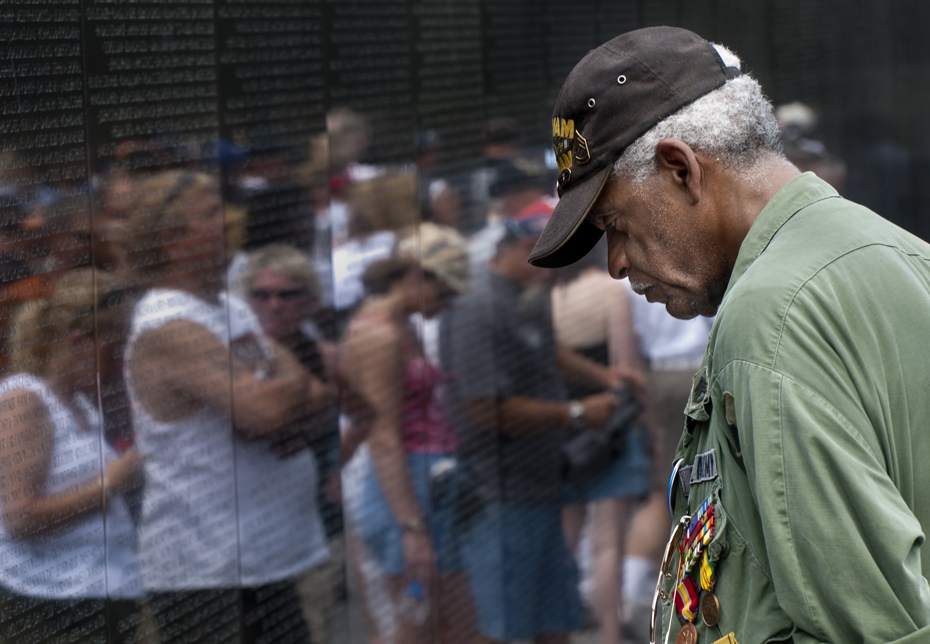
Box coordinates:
[249,288,309,302]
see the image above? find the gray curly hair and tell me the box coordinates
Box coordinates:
[612,44,783,185]
[237,244,321,301]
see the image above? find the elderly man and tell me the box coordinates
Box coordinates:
[529,26,930,644]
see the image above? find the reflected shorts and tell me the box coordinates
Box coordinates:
[356,452,463,576]
[461,503,584,641]
[562,427,651,504]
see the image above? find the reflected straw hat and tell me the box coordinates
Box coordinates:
[527,26,741,268]
[396,223,470,294]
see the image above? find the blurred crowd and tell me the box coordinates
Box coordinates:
[0,104,844,644]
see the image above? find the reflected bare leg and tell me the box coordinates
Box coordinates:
[436,572,478,644]
[589,497,634,644]
[346,530,388,644]
[626,492,671,563]
[471,634,503,644]
[561,503,587,553]
[533,631,571,644]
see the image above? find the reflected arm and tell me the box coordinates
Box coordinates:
[130,319,311,439]
[341,318,423,525]
[0,389,140,541]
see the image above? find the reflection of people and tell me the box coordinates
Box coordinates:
[530,26,930,644]
[123,171,328,644]
[340,223,476,644]
[551,244,651,644]
[775,102,847,192]
[469,157,553,277]
[237,244,342,644]
[442,216,637,644]
[0,269,143,644]
[332,172,418,319]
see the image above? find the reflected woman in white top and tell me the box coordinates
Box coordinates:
[121,171,331,644]
[0,269,144,644]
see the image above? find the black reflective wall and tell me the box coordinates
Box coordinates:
[0,3,927,644]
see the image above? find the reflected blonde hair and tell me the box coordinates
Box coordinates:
[112,170,220,284]
[7,269,123,377]
[346,171,418,238]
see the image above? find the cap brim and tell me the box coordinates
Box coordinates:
[527,164,610,268]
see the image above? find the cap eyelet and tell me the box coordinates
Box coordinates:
[617,75,627,85]
[587,98,596,108]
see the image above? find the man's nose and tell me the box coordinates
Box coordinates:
[606,234,630,280]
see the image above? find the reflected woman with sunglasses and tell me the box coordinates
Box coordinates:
[238,244,342,644]
[341,223,477,644]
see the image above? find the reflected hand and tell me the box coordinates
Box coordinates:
[609,367,650,401]
[581,391,619,430]
[270,433,308,458]
[103,447,143,497]
[309,377,336,414]
[402,529,436,586]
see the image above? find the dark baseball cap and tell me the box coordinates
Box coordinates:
[528,26,740,268]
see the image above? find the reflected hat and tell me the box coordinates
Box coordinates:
[528,26,741,268]
[498,208,551,250]
[396,223,470,294]
[489,158,552,198]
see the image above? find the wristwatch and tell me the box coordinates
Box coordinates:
[568,400,586,431]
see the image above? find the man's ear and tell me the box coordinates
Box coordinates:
[654,138,703,204]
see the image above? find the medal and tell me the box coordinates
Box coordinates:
[700,551,716,591]
[701,592,720,627]
[674,576,699,622]
[675,622,698,644]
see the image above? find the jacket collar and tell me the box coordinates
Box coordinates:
[722,172,839,303]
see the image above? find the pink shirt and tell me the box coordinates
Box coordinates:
[400,354,458,454]
[346,312,458,454]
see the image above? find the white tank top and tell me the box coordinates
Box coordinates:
[0,373,143,599]
[127,289,327,591]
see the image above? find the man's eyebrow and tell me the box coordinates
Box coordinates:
[586,208,605,223]
[586,207,611,225]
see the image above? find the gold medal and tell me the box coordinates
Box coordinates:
[675,622,698,644]
[701,592,720,627]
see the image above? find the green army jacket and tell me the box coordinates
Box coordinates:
[662,173,930,644]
